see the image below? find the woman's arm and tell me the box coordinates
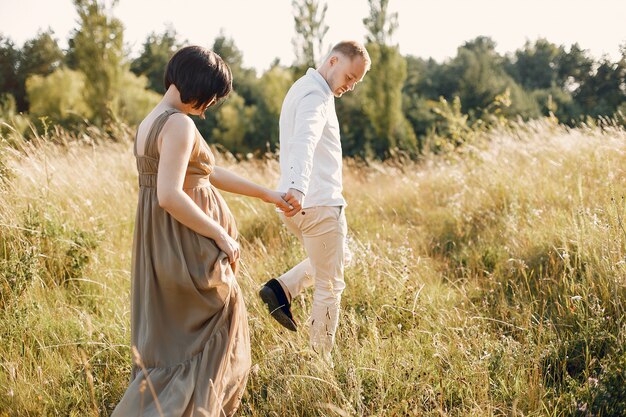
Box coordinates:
[156,114,239,262]
[210,166,292,211]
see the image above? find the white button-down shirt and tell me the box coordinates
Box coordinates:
[277,68,346,209]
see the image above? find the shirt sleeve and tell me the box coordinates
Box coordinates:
[286,92,328,195]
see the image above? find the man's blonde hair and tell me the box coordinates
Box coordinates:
[330,41,371,70]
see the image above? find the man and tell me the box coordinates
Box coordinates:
[259,41,371,360]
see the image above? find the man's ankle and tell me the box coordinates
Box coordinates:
[277,280,292,304]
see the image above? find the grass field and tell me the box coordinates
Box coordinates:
[0,119,625,416]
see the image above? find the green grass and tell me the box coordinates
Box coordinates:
[0,118,624,416]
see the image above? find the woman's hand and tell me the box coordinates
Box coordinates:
[263,190,293,213]
[282,188,304,217]
[215,230,240,264]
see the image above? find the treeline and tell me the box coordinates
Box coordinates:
[1,0,625,158]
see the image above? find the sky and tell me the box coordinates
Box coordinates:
[0,0,625,73]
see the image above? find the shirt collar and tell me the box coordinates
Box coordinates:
[307,68,333,97]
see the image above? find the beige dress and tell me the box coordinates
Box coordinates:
[112,109,251,417]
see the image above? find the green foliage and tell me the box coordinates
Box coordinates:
[575,56,626,118]
[362,43,417,157]
[506,38,563,90]
[291,0,329,70]
[335,87,373,157]
[15,30,64,112]
[194,34,265,154]
[400,36,619,152]
[402,56,441,153]
[25,64,157,129]
[501,82,542,120]
[363,0,398,45]
[211,92,255,153]
[0,93,17,119]
[0,35,20,105]
[502,40,598,123]
[26,67,92,124]
[450,37,517,117]
[213,33,259,104]
[531,86,578,122]
[557,43,594,88]
[113,70,161,125]
[130,26,180,94]
[427,96,472,153]
[3,2,626,158]
[361,0,416,158]
[0,93,31,140]
[67,0,125,125]
[249,65,294,152]
[212,31,244,71]
[196,47,294,155]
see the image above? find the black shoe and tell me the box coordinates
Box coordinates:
[259,279,297,332]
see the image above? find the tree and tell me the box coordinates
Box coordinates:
[115,71,161,125]
[0,35,20,109]
[506,38,562,90]
[335,87,372,157]
[575,57,626,117]
[502,40,595,121]
[557,43,594,91]
[292,0,329,70]
[212,32,257,105]
[130,27,180,94]
[361,0,416,157]
[16,30,64,111]
[363,0,397,45]
[211,92,256,153]
[250,64,293,152]
[450,37,508,113]
[439,36,541,120]
[195,34,259,147]
[26,67,92,123]
[401,56,439,152]
[67,0,125,125]
[200,62,292,154]
[212,31,244,71]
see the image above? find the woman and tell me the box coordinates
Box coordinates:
[112,46,290,417]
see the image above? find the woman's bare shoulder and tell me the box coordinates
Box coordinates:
[159,112,196,149]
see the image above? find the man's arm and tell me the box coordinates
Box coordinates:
[287,92,327,195]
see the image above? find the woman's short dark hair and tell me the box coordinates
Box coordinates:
[164,46,232,109]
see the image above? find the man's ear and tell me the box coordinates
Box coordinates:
[329,55,338,66]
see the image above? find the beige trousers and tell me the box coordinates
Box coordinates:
[277,206,349,355]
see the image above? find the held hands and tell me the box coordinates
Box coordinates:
[282,188,304,217]
[263,190,292,212]
[216,188,303,262]
[262,189,303,217]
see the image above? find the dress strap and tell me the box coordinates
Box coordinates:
[141,109,183,159]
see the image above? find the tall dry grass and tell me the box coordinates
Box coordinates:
[0,118,624,416]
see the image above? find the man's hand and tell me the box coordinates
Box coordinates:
[263,190,292,212]
[283,188,304,217]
